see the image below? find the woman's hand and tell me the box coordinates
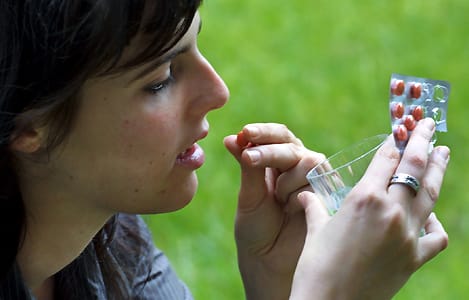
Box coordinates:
[290,118,450,300]
[224,123,325,300]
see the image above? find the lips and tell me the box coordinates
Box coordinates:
[176,128,208,169]
[176,143,205,169]
[177,145,197,159]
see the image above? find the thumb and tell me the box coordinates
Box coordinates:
[298,191,330,233]
[224,134,273,211]
[223,135,243,161]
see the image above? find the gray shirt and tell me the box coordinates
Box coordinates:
[1,214,193,300]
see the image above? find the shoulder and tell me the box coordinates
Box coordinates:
[112,214,194,299]
[0,263,32,300]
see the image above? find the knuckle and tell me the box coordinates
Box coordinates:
[303,151,326,166]
[299,152,322,171]
[407,153,427,169]
[314,152,327,164]
[385,203,407,230]
[294,137,304,146]
[274,123,289,135]
[422,179,440,202]
[350,188,385,211]
[366,189,385,203]
[377,143,400,162]
[287,143,302,159]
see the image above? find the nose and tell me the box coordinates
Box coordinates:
[186,52,229,115]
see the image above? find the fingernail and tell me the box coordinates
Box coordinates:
[435,146,450,163]
[245,149,261,164]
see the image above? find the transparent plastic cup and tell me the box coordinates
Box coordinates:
[306,134,388,215]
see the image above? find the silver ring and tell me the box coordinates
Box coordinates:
[389,173,420,194]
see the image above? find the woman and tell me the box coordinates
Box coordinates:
[0,0,449,299]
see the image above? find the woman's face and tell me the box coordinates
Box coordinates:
[42,13,229,213]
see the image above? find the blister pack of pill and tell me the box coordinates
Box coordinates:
[389,73,450,153]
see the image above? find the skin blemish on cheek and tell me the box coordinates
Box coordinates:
[134,188,139,193]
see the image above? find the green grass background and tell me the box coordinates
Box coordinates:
[145,0,469,298]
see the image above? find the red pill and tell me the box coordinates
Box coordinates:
[403,115,416,131]
[391,102,405,119]
[393,124,408,141]
[391,79,405,96]
[236,131,256,149]
[411,105,424,121]
[409,83,422,99]
[236,131,249,148]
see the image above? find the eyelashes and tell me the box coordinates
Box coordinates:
[144,74,175,95]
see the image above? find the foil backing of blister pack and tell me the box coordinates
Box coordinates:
[389,73,450,153]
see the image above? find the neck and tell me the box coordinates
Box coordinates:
[32,277,55,300]
[16,189,112,291]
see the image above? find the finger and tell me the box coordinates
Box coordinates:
[241,123,304,146]
[240,143,304,172]
[389,118,435,198]
[359,135,400,192]
[298,191,330,233]
[224,135,244,161]
[276,151,326,204]
[224,135,276,212]
[417,212,449,266]
[227,132,319,217]
[282,185,313,214]
[410,146,450,227]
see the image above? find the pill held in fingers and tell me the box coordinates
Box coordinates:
[236,131,257,149]
[236,131,249,148]
[388,73,450,153]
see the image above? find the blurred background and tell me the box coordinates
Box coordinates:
[146,0,469,298]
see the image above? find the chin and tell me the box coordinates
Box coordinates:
[151,173,199,213]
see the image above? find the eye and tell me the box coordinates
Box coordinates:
[144,74,174,95]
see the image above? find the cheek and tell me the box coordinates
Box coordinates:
[118,111,180,163]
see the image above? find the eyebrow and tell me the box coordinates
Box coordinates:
[128,20,203,85]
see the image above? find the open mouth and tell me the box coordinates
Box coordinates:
[176,128,208,168]
[176,144,205,169]
[177,145,197,160]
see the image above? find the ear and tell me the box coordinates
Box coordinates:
[10,128,45,154]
